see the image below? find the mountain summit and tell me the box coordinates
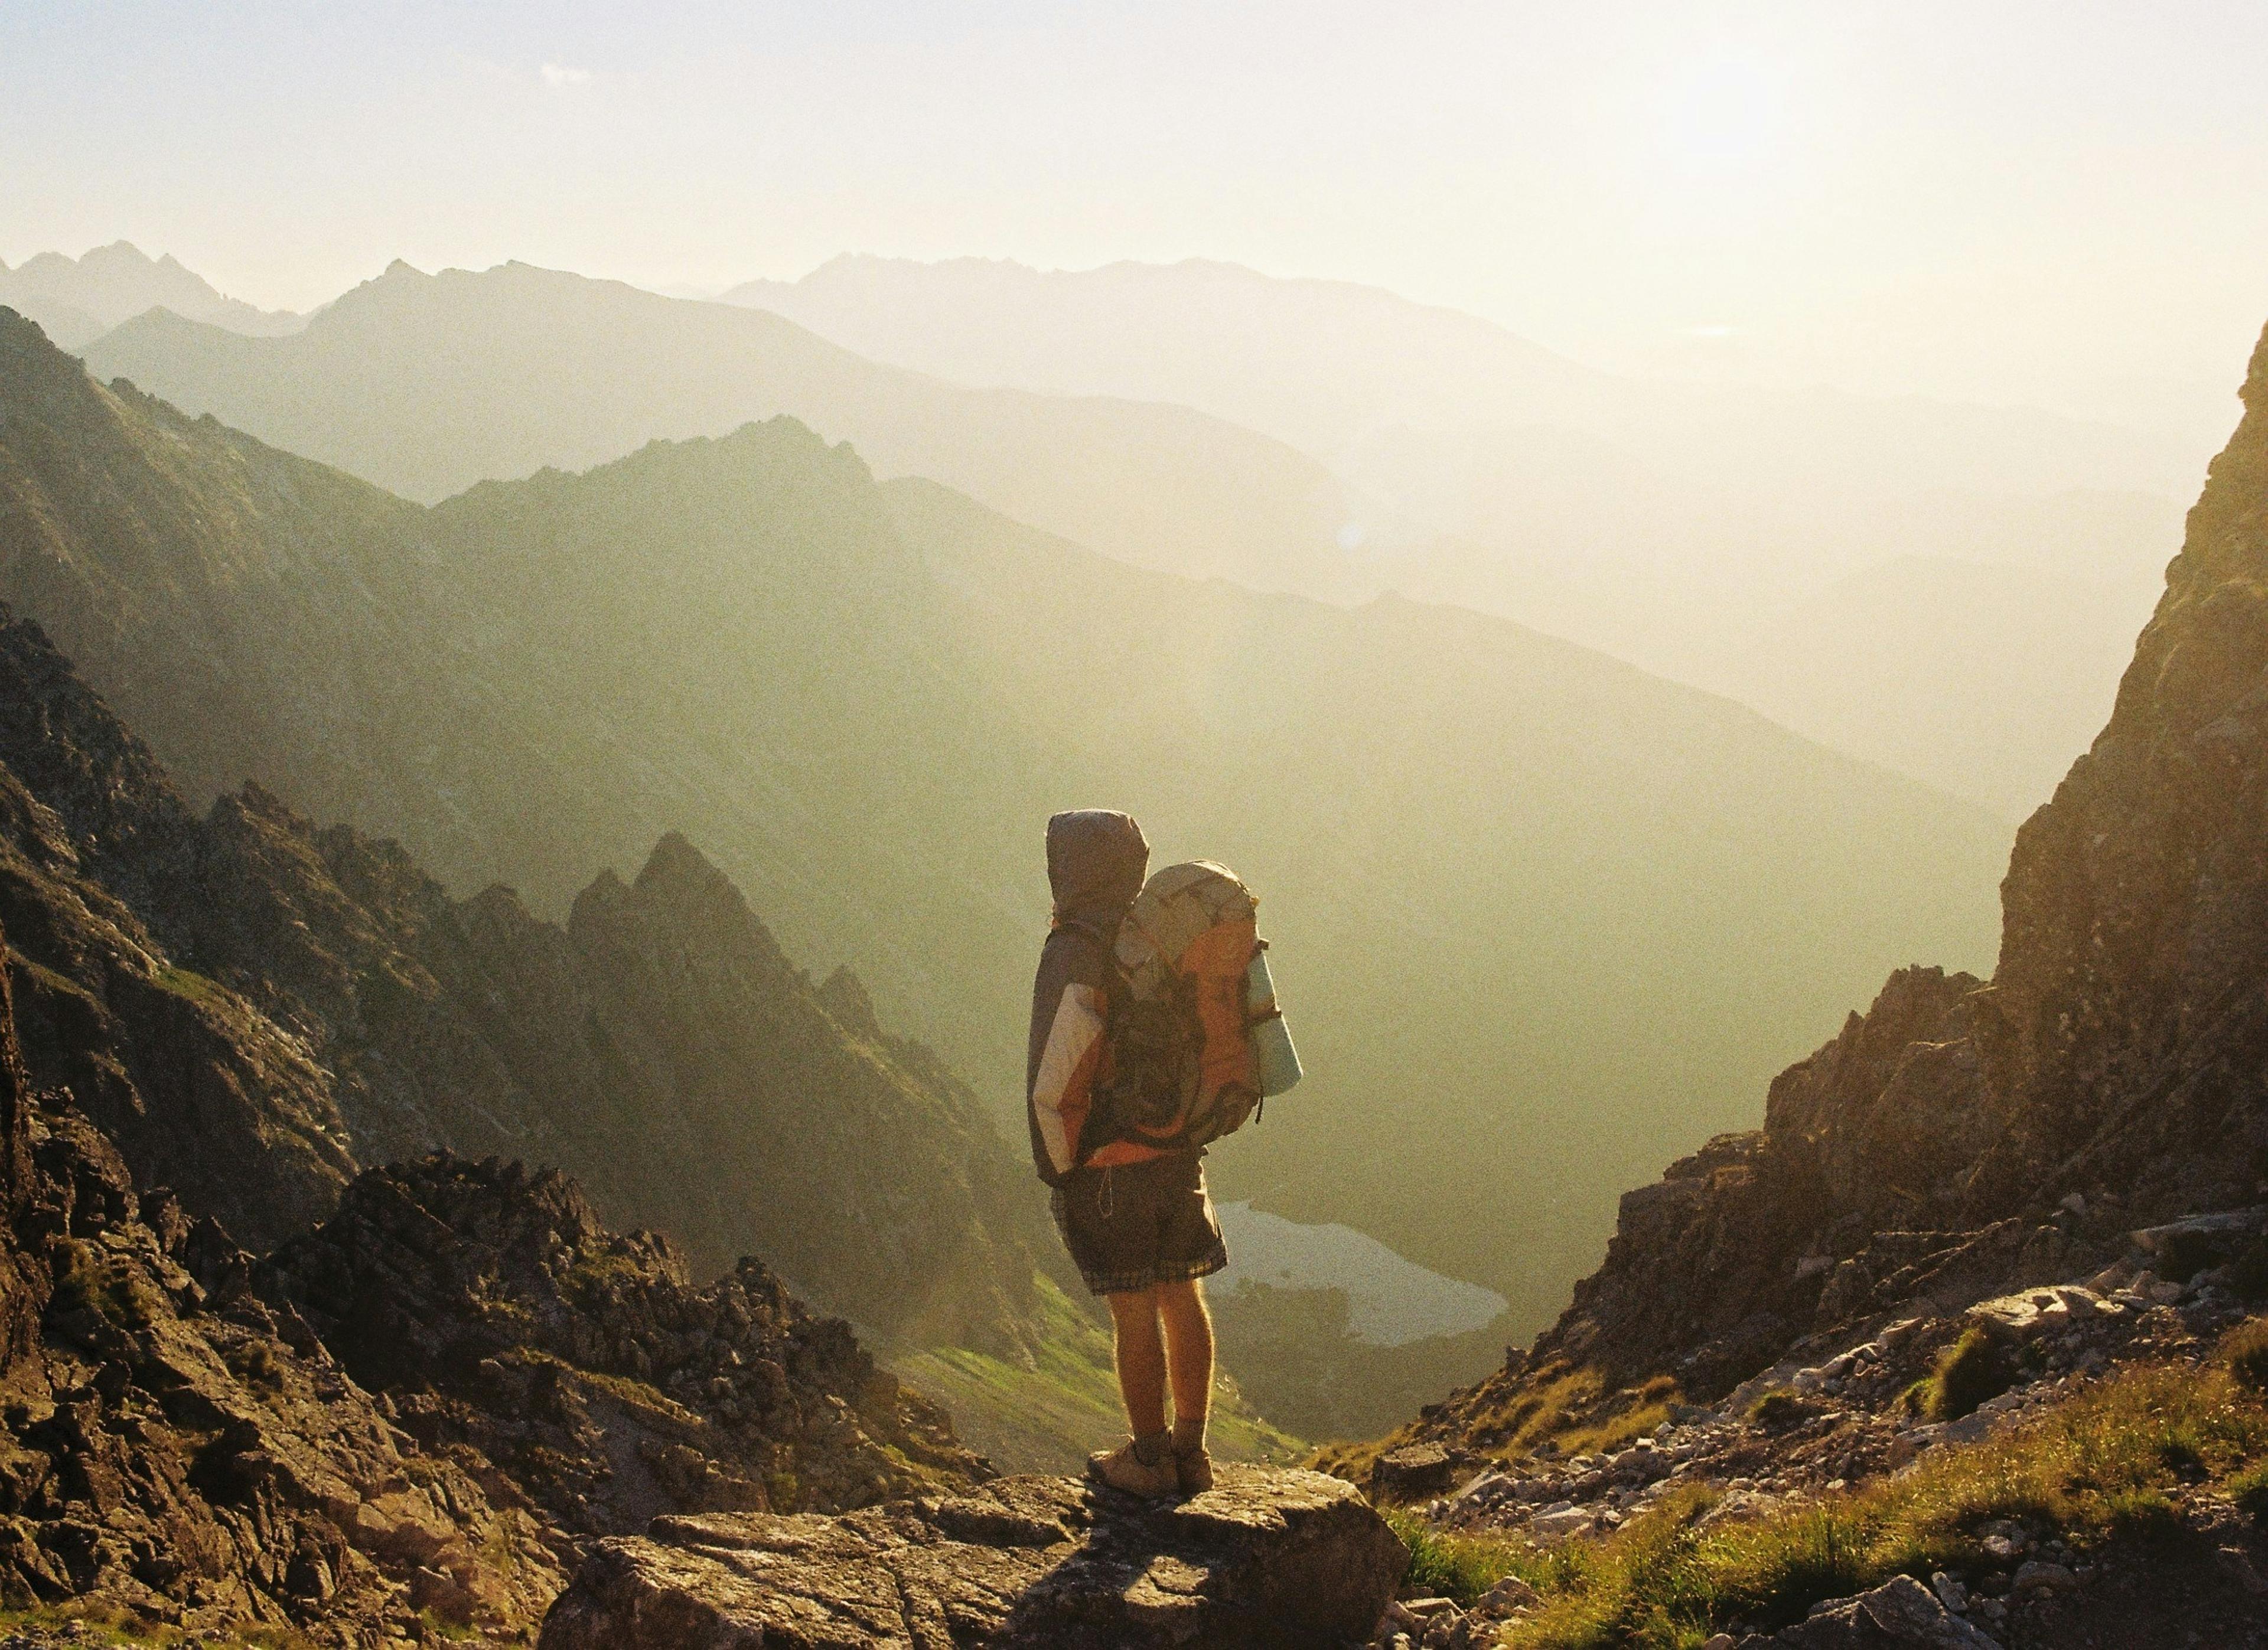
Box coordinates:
[0,241,302,348]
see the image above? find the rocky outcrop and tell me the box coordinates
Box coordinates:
[0,906,986,1642]
[537,1466,1405,1650]
[0,929,560,1642]
[1730,1575,1999,1648]
[260,1153,982,1544]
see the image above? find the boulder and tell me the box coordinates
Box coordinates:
[1964,1285,2110,1339]
[1735,1574,2002,1647]
[539,1465,1407,1649]
[1371,1442,1468,1504]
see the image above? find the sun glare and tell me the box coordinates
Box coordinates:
[1662,53,1786,176]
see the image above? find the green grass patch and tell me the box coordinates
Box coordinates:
[49,1238,159,1329]
[2230,1460,2268,1527]
[1440,1352,2268,1649]
[1920,1327,2014,1422]
[152,964,229,1011]
[0,1600,314,1646]
[1319,1365,1682,1489]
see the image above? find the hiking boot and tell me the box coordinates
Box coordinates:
[1087,1437,1178,1497]
[1176,1444,1214,1495]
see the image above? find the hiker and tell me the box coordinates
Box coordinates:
[1027,808,1227,1498]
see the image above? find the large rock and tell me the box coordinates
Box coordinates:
[538,1466,1407,1649]
[1737,1575,2002,1648]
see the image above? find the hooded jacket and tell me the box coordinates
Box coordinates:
[1025,810,1167,1185]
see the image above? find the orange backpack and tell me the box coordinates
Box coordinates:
[1094,861,1281,1152]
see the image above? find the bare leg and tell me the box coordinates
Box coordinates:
[1156,1277,1214,1449]
[1105,1286,1168,1436]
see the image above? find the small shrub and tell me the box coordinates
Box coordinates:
[1748,1389,1808,1430]
[2221,1318,2268,1393]
[49,1239,159,1330]
[2230,1461,2268,1527]
[1924,1328,2013,1423]
[228,1339,285,1392]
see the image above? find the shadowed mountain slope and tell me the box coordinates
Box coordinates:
[0,559,1047,1359]
[0,922,976,1642]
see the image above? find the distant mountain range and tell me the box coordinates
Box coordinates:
[0,240,303,348]
[725,254,2205,818]
[44,246,2204,815]
[79,259,1410,602]
[2,306,2008,1406]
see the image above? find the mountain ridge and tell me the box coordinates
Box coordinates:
[79,259,1413,604]
[0,241,303,350]
[722,251,2195,819]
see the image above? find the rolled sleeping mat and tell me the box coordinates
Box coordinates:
[1246,948,1304,1097]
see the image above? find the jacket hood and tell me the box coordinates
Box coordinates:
[1046,810,1149,926]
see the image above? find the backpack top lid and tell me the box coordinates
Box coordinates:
[1115,861,1257,997]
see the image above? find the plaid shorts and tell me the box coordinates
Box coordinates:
[1050,1152,1228,1297]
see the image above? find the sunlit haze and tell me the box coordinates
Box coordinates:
[6,1,2266,442]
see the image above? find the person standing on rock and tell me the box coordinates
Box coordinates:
[1027,808,1227,1498]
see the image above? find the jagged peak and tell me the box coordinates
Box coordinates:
[635,828,721,891]
[816,963,884,1041]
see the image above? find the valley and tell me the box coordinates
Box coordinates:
[2,306,2009,1431]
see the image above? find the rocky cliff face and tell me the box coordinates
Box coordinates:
[0,589,1046,1355]
[260,1153,980,1544]
[0,927,560,1642]
[1377,319,2268,1462]
[0,914,985,1642]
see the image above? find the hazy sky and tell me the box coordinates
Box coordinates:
[5,1,2265,438]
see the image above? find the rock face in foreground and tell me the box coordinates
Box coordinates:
[260,1152,982,1542]
[539,1466,1405,1650]
[0,928,560,1641]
